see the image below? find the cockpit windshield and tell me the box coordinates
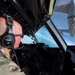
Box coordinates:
[52,0,75,46]
[51,12,75,46]
[22,0,75,50]
[35,26,59,48]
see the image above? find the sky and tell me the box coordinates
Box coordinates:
[51,0,75,46]
[51,12,75,46]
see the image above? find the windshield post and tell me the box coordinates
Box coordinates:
[43,16,67,52]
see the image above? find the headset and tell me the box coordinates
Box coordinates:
[0,14,15,48]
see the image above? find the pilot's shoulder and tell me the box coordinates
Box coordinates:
[0,58,25,75]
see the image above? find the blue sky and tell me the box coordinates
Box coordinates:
[51,11,75,46]
[51,0,75,46]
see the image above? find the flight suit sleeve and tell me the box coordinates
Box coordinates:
[0,57,25,75]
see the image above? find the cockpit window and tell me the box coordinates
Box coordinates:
[52,0,75,46]
[35,26,59,48]
[22,25,59,48]
[22,0,75,49]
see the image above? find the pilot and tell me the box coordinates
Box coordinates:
[0,14,25,75]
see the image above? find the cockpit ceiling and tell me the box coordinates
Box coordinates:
[0,0,55,35]
[0,0,36,35]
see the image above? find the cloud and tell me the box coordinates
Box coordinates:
[21,35,33,44]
